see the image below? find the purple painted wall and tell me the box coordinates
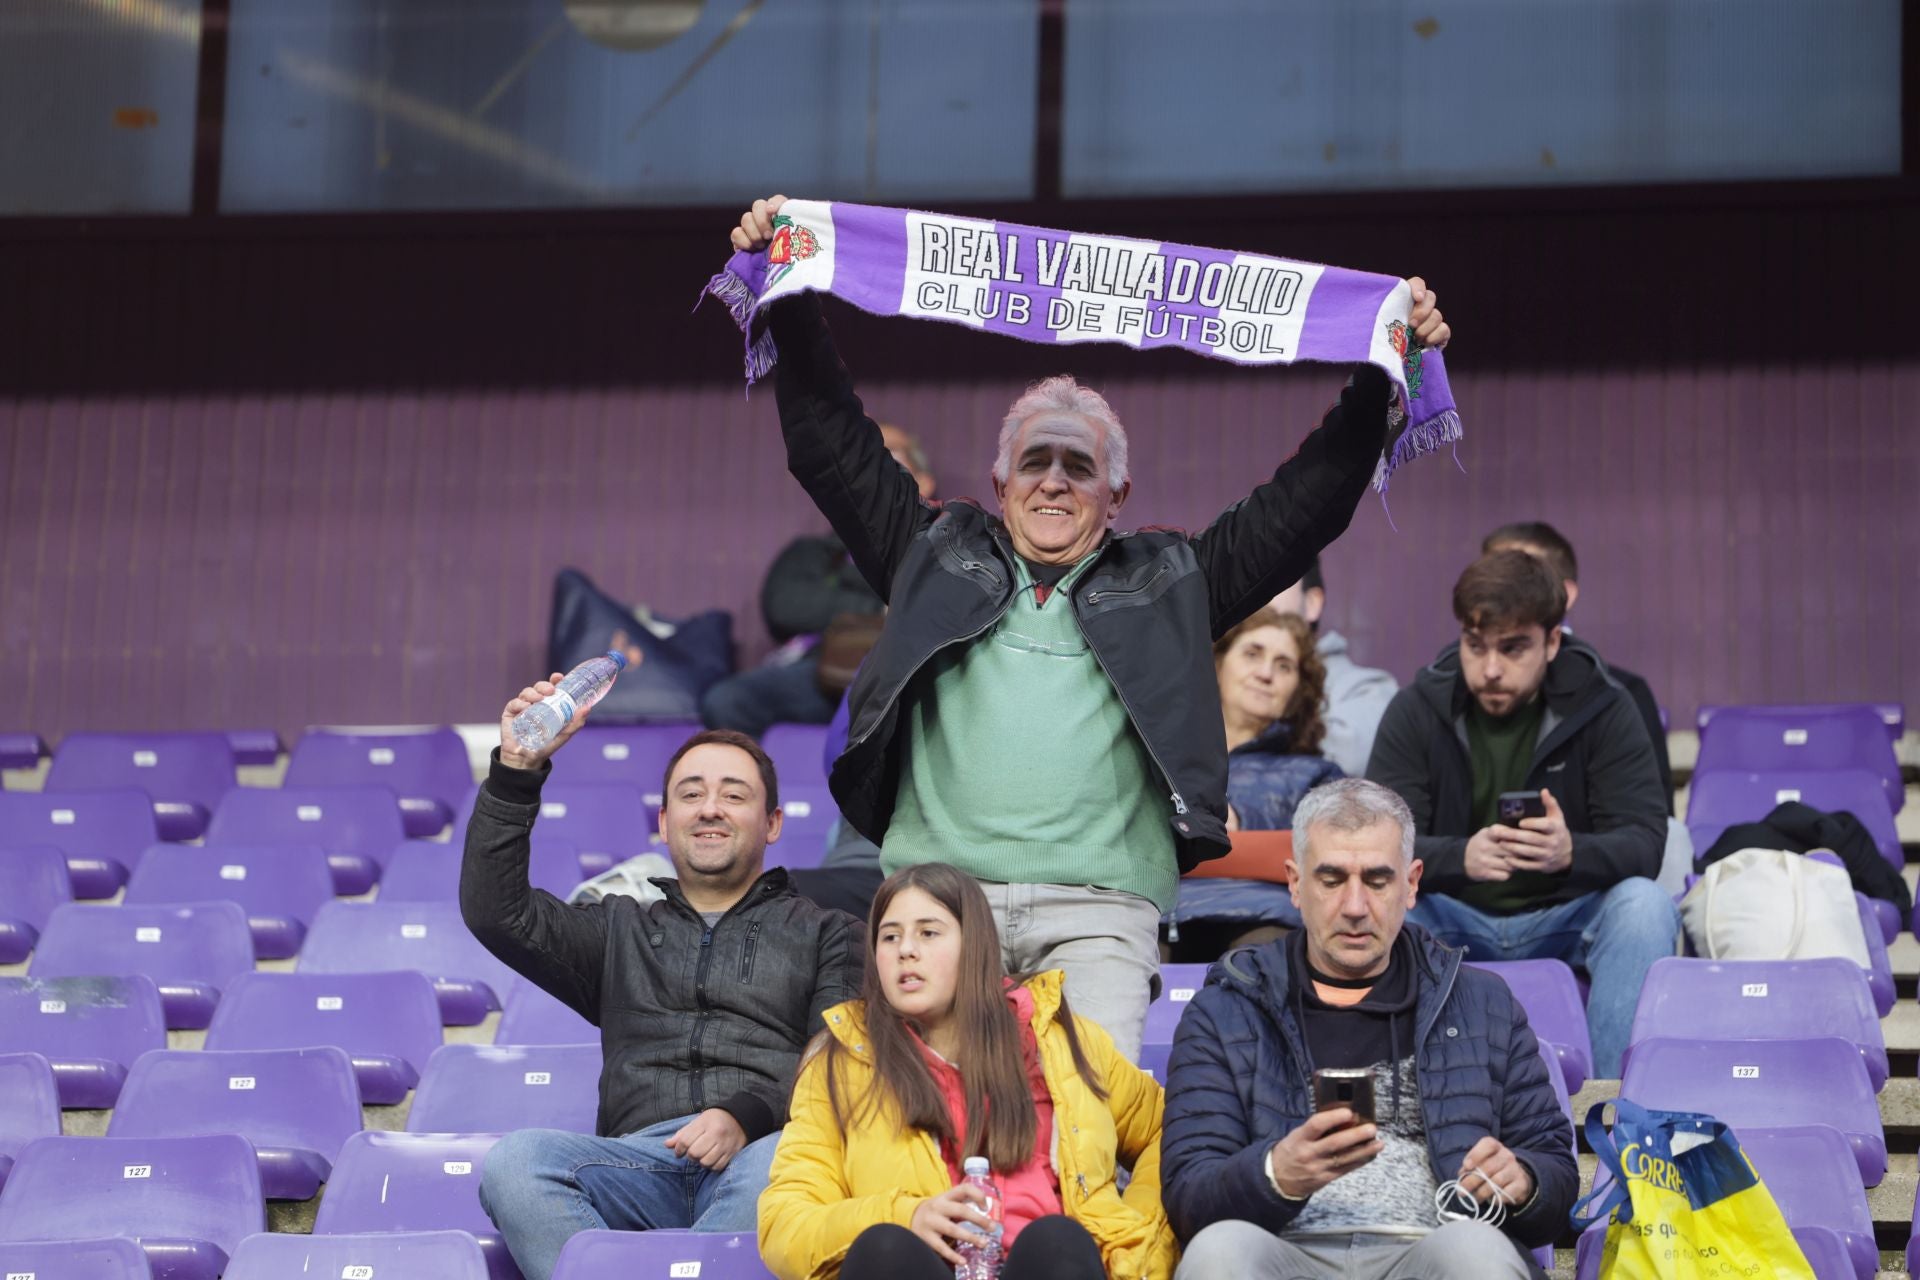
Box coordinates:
[4,355,1915,741]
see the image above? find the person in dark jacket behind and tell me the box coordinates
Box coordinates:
[1480,520,1673,812]
[1365,551,1675,1076]
[701,424,938,737]
[1161,778,1577,1279]
[464,678,862,1280]
[729,194,1452,1059]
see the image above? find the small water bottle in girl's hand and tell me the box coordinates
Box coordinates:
[954,1156,1004,1280]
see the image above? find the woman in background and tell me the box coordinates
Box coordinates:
[1165,608,1343,959]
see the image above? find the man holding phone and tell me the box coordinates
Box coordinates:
[1161,778,1576,1278]
[1365,550,1675,1076]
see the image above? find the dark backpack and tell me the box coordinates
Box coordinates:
[546,568,733,722]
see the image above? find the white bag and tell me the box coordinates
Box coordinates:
[1680,847,1871,967]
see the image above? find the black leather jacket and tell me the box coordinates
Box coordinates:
[461,755,862,1142]
[768,296,1393,873]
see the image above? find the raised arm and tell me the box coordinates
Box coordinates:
[460,674,612,1021]
[1191,279,1450,637]
[732,197,935,599]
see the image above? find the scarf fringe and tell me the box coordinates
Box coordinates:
[699,266,782,388]
[700,266,758,331]
[1372,405,1463,495]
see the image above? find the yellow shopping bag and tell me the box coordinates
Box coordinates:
[1570,1099,1813,1279]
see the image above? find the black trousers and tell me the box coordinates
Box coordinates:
[839,1216,1107,1280]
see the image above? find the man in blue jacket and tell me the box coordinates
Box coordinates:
[1162,778,1576,1278]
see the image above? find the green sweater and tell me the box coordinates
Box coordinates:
[1458,695,1548,915]
[880,554,1179,911]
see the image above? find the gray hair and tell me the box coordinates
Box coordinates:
[1292,778,1416,866]
[993,375,1130,491]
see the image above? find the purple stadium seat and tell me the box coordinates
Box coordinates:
[1138,963,1209,1083]
[381,837,588,903]
[496,977,598,1046]
[1853,891,1896,1018]
[205,784,407,895]
[762,722,832,790]
[298,899,519,1026]
[549,723,699,797]
[1620,1036,1884,1185]
[0,976,167,1108]
[526,784,654,865]
[1698,701,1904,741]
[313,1132,519,1280]
[1466,959,1593,1092]
[1530,1042,1572,1274]
[30,902,253,1031]
[1628,957,1887,1091]
[552,1230,774,1280]
[286,728,475,838]
[0,1238,154,1279]
[1578,1124,1873,1280]
[0,1052,60,1196]
[1694,705,1903,813]
[0,788,158,899]
[0,733,49,771]
[47,732,238,840]
[0,844,74,963]
[225,1229,490,1280]
[225,730,284,767]
[0,1134,264,1280]
[408,1043,601,1134]
[123,843,336,961]
[1686,769,1902,872]
[108,1047,362,1200]
[765,784,839,871]
[204,970,442,1105]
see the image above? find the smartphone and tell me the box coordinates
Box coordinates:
[1498,790,1547,824]
[1311,1068,1376,1125]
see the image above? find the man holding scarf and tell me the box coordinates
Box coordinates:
[728,195,1450,1057]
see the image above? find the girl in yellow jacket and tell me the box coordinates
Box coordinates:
[759,862,1175,1280]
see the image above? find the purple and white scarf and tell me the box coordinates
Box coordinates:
[704,200,1460,491]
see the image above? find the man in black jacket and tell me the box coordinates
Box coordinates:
[465,681,861,1280]
[701,424,937,737]
[1366,551,1675,1078]
[1481,520,1674,812]
[729,195,1450,1059]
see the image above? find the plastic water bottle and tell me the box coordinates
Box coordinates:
[953,1156,1003,1280]
[509,651,627,754]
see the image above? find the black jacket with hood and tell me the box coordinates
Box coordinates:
[768,294,1393,873]
[1364,635,1666,906]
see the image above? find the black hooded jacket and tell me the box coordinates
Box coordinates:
[1365,635,1666,907]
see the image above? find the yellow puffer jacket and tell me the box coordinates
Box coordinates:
[758,970,1176,1280]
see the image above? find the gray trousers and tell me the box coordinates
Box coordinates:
[1174,1220,1532,1280]
[978,881,1163,1062]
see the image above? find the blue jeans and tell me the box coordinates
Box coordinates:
[1407,878,1678,1079]
[478,1116,781,1280]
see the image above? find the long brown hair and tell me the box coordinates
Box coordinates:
[820,864,1107,1172]
[1214,607,1329,755]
